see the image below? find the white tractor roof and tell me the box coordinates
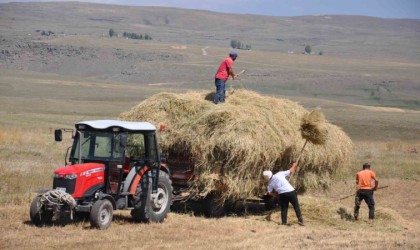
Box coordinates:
[76,120,156,131]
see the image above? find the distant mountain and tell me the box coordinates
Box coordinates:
[1,2,419,60]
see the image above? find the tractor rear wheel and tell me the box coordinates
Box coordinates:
[131,171,173,223]
[90,199,113,229]
[30,196,53,226]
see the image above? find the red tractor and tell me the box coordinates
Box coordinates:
[30,120,173,229]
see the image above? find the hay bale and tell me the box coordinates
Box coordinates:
[120,89,353,200]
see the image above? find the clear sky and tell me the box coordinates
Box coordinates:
[1,0,419,19]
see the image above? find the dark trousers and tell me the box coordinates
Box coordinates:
[214,78,226,104]
[354,189,375,220]
[279,191,303,224]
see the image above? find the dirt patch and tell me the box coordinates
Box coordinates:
[171,45,187,50]
[351,104,420,113]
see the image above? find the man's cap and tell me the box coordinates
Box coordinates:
[229,51,238,57]
[262,170,273,181]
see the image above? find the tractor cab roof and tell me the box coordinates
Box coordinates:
[76,120,156,132]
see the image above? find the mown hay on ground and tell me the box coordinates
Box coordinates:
[119,89,353,201]
[266,196,408,231]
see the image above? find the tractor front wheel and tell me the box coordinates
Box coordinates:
[30,196,53,226]
[90,199,113,229]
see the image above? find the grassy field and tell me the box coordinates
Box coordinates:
[0,2,420,249]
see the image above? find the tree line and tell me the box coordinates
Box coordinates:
[230,40,251,50]
[109,29,152,40]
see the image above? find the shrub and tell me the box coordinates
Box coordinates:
[109,28,116,37]
[305,45,312,54]
[230,39,251,50]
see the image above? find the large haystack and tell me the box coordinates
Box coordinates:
[119,89,353,201]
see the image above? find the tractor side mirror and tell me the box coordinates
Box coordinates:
[54,129,63,141]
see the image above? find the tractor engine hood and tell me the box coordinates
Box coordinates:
[54,163,105,177]
[53,163,105,198]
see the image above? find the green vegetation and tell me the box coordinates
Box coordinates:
[305,45,312,54]
[109,28,116,37]
[123,32,152,40]
[230,39,251,50]
[108,29,153,40]
[37,30,54,36]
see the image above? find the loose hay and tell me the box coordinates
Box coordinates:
[120,89,353,201]
[267,196,409,230]
[300,109,328,145]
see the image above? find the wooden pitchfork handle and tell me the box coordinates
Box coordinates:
[338,185,390,201]
[289,139,308,181]
[229,70,246,95]
[296,139,308,164]
[236,69,246,77]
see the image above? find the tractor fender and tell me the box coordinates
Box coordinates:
[97,193,117,210]
[123,166,150,195]
[160,164,170,175]
[123,165,170,196]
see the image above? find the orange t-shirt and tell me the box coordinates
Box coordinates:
[356,169,376,190]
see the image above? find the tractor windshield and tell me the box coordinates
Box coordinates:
[70,131,127,162]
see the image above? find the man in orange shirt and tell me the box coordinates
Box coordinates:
[354,163,379,222]
[213,52,238,104]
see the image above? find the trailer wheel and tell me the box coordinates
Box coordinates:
[131,171,173,223]
[202,193,226,217]
[30,196,53,226]
[90,199,113,229]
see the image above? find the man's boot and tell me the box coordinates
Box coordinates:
[298,218,304,226]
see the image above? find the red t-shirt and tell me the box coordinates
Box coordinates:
[215,57,233,81]
[356,169,376,190]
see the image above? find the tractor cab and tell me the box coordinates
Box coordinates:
[67,121,160,196]
[30,120,172,229]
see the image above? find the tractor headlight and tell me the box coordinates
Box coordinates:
[53,173,61,178]
[64,174,78,179]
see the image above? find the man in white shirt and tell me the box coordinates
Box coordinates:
[263,162,304,226]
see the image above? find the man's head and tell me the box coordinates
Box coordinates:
[262,170,273,181]
[229,51,238,61]
[363,163,371,169]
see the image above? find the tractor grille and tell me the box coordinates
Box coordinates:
[53,178,76,195]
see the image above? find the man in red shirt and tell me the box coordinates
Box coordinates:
[213,52,238,104]
[354,163,379,222]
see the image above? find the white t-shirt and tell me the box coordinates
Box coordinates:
[267,170,295,194]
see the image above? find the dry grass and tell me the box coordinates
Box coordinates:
[0,127,67,205]
[120,90,353,200]
[0,195,418,250]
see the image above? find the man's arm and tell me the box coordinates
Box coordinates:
[267,183,277,196]
[372,176,379,191]
[289,162,298,174]
[267,191,278,196]
[228,67,237,80]
[355,173,360,190]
